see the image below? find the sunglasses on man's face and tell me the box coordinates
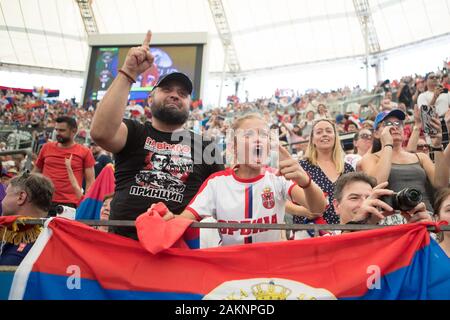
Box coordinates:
[427,75,437,80]
[383,120,403,128]
[417,144,429,150]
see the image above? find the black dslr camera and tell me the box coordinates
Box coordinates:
[380,188,423,212]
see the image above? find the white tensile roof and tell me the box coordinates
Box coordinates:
[0,0,449,75]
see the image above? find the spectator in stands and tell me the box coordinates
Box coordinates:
[90,142,113,177]
[415,138,430,156]
[0,172,54,266]
[441,73,450,91]
[299,110,315,138]
[335,114,346,133]
[380,96,397,111]
[344,119,359,133]
[97,193,113,233]
[2,167,17,182]
[290,119,354,239]
[33,116,95,216]
[433,188,450,257]
[397,77,414,109]
[418,72,450,117]
[317,104,330,119]
[162,113,327,246]
[412,77,426,106]
[345,129,373,170]
[278,122,289,147]
[286,124,306,157]
[359,104,376,121]
[359,109,450,224]
[90,32,224,239]
[361,120,375,131]
[333,172,430,228]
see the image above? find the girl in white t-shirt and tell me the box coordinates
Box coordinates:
[161,113,327,246]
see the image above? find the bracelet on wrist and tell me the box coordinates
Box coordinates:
[298,172,312,189]
[384,144,394,149]
[118,69,136,84]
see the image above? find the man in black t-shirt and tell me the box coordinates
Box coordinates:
[90,31,224,239]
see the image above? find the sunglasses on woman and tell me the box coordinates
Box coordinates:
[383,120,403,128]
[359,133,373,140]
[417,144,430,150]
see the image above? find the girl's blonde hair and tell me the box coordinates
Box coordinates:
[305,119,345,173]
[232,113,266,131]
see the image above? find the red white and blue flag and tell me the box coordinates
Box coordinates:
[75,164,115,220]
[6,216,450,300]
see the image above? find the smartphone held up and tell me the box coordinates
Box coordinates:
[420,105,438,136]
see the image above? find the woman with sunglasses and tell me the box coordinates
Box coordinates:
[344,129,373,170]
[359,109,450,223]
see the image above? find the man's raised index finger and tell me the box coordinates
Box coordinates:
[142,30,152,48]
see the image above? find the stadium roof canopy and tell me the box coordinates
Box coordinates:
[1,0,450,77]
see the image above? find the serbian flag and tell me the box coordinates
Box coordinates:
[75,164,115,220]
[6,217,450,300]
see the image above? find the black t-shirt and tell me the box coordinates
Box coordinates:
[110,119,224,239]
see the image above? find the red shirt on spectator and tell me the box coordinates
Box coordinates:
[35,142,95,205]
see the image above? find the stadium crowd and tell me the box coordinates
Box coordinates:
[1,36,450,265]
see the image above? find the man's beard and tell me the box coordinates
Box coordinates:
[151,101,189,126]
[56,136,71,144]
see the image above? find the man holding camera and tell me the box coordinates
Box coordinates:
[333,172,431,227]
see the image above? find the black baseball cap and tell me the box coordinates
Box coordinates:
[153,72,193,95]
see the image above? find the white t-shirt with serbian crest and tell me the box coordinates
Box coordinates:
[186,167,296,246]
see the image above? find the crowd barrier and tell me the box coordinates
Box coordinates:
[13,218,450,235]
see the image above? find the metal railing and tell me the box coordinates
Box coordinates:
[20,219,450,238]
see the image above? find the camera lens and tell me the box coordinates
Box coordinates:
[396,188,422,211]
[407,189,421,202]
[55,205,64,214]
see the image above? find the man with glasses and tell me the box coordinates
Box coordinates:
[0,172,54,266]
